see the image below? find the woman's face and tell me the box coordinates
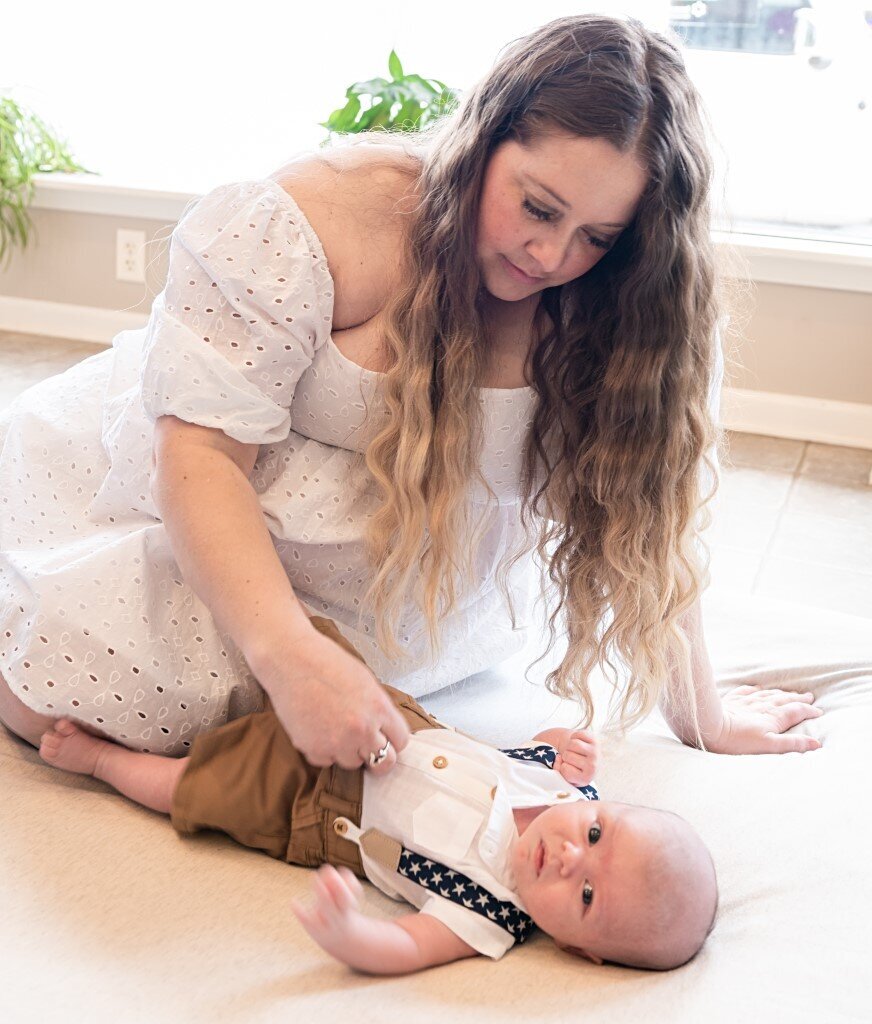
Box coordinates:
[475,132,648,302]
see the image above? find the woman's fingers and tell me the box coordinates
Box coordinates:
[771,699,824,732]
[731,685,817,704]
[765,691,817,707]
[335,691,411,774]
[380,698,412,755]
[361,701,411,776]
[764,731,822,754]
[361,731,398,776]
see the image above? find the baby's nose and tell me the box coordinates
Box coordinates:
[559,840,583,877]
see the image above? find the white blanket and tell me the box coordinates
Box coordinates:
[1,586,869,1024]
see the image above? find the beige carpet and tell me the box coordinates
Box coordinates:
[2,586,869,1024]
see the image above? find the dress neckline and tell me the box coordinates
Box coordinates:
[261,177,536,397]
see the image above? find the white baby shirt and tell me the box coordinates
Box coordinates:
[0,179,543,755]
[335,726,597,960]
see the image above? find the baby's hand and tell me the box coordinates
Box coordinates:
[553,729,598,787]
[291,864,371,963]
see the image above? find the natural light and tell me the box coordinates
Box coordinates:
[4,0,872,244]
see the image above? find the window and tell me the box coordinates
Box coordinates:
[6,2,870,248]
[670,1,812,56]
[668,1,872,245]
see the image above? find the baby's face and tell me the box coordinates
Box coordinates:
[510,799,659,964]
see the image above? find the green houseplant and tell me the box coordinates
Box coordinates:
[320,50,459,138]
[0,96,96,268]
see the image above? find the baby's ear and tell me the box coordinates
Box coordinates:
[556,940,604,966]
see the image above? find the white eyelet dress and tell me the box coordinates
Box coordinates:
[0,179,542,755]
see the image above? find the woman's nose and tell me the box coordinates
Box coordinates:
[559,840,583,877]
[526,235,569,275]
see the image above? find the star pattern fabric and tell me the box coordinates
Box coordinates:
[397,849,536,943]
[389,743,601,942]
[499,743,600,801]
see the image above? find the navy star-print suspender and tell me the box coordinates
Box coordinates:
[340,745,599,946]
[391,745,599,945]
[396,850,536,943]
[499,743,600,801]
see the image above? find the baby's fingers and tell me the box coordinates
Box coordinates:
[554,753,593,786]
[564,739,597,772]
[315,864,360,914]
[291,898,330,941]
[336,866,364,898]
[570,728,598,743]
[565,736,598,760]
[559,763,591,786]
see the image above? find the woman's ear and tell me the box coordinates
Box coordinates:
[557,940,604,966]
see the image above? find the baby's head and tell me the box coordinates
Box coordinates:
[511,799,717,970]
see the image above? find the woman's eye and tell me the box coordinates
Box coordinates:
[589,824,601,844]
[587,235,611,251]
[582,883,594,906]
[522,198,553,222]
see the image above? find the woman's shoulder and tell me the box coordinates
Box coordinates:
[267,144,423,330]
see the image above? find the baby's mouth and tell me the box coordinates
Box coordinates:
[536,839,545,876]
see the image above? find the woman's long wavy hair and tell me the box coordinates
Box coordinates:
[324,14,728,749]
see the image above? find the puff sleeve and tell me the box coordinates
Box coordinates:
[139,180,335,445]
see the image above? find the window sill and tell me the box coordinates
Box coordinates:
[28,172,872,294]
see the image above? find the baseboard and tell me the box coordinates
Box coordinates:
[721,387,872,451]
[2,295,871,450]
[0,295,147,345]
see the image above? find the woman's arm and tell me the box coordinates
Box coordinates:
[660,596,823,754]
[292,865,480,974]
[150,416,314,665]
[659,597,724,748]
[150,416,410,770]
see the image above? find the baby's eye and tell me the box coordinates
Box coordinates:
[589,824,601,844]
[582,883,594,906]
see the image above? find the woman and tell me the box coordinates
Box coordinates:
[0,15,821,772]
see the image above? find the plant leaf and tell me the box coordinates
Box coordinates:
[393,98,423,131]
[388,50,403,81]
[350,77,391,97]
[319,57,459,136]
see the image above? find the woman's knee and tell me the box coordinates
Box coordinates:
[0,668,58,748]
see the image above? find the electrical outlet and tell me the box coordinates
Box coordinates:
[116,229,146,283]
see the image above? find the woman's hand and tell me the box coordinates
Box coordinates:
[252,624,410,775]
[707,685,824,755]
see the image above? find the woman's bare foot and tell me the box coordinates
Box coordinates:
[39,718,107,777]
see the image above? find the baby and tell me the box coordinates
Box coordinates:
[37,616,717,974]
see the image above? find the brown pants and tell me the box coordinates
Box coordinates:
[169,616,446,877]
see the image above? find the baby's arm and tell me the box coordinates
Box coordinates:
[531,727,599,786]
[292,864,479,974]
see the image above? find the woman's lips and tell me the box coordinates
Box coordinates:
[501,254,543,284]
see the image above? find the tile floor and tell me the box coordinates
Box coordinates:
[2,330,871,622]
